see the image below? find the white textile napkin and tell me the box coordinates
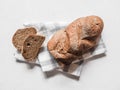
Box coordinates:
[14,22,106,77]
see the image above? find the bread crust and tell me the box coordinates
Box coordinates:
[47,15,104,64]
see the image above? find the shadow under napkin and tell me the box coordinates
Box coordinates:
[44,69,80,80]
[16,59,41,69]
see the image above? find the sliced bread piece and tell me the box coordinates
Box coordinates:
[22,34,45,61]
[12,27,37,51]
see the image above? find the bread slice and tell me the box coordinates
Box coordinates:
[22,34,45,61]
[12,27,37,51]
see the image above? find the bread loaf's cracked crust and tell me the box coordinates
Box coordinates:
[47,15,104,65]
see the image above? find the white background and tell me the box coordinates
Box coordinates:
[0,0,120,90]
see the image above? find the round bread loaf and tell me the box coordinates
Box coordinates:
[47,15,104,64]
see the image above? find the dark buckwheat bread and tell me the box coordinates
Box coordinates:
[22,35,45,61]
[12,27,45,61]
[12,27,37,51]
[47,15,104,65]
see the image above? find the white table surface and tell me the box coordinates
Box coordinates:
[0,0,120,89]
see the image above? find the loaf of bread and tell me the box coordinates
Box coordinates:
[12,27,45,61]
[47,15,104,64]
